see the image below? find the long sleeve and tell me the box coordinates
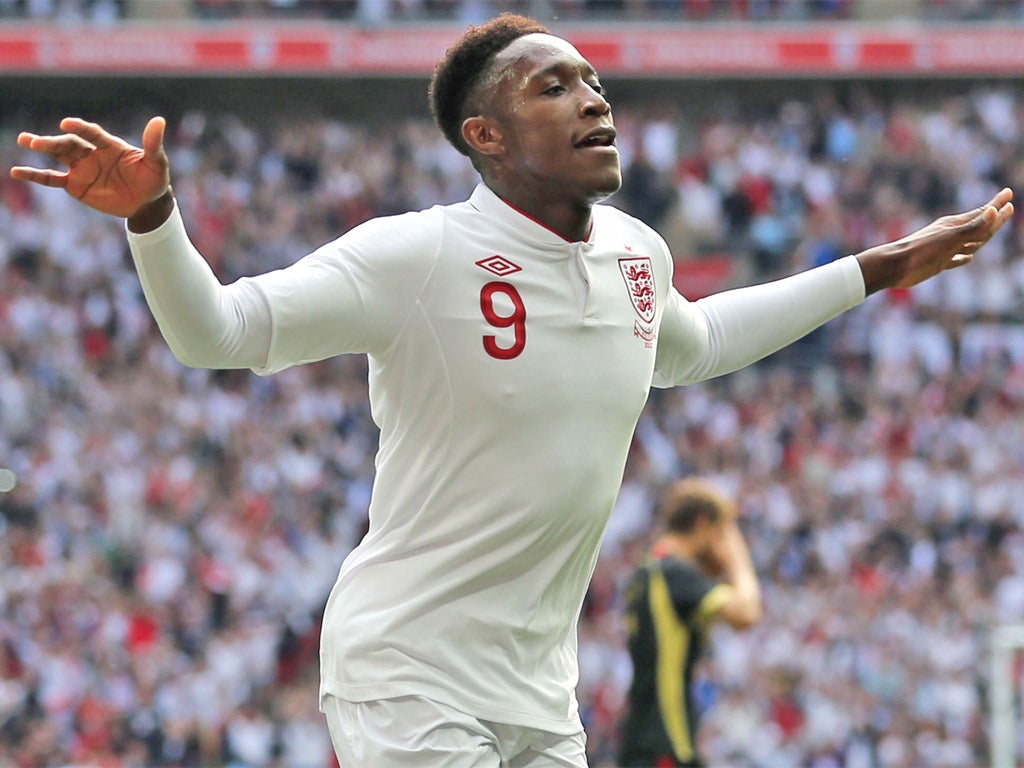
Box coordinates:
[126,202,273,370]
[127,200,442,376]
[653,255,865,387]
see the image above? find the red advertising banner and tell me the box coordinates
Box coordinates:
[1,23,1023,76]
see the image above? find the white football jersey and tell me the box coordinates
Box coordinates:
[127,183,864,734]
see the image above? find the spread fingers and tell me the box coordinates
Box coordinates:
[17,131,97,166]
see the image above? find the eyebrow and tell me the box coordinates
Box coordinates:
[529,60,600,83]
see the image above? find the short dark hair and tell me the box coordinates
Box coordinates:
[659,478,735,534]
[428,13,548,157]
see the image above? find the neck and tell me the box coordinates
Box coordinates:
[484,178,595,243]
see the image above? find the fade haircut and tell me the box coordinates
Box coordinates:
[659,478,736,535]
[429,13,549,157]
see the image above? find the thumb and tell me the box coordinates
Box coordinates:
[142,116,166,159]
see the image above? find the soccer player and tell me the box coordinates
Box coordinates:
[618,478,760,768]
[10,13,1013,768]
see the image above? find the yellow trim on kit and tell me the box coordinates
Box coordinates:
[649,566,693,762]
[696,583,734,622]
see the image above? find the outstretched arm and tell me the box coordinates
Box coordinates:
[655,188,1015,387]
[11,116,174,230]
[11,117,270,369]
[10,116,430,374]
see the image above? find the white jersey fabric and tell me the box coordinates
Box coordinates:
[126,182,864,734]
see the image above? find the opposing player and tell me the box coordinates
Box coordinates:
[618,478,760,768]
[11,13,1013,767]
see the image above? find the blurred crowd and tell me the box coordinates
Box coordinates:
[2,78,1024,767]
[4,0,1024,24]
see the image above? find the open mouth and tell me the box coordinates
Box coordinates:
[575,128,617,149]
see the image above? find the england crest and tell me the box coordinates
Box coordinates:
[618,257,656,324]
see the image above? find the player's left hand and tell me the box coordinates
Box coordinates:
[857,187,1014,293]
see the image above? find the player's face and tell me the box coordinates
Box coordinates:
[486,34,620,204]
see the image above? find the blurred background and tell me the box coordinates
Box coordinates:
[2,1,1024,766]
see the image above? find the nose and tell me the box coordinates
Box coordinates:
[579,86,610,118]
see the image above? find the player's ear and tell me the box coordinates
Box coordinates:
[462,115,504,157]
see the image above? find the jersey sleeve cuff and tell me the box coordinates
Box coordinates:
[124,200,185,249]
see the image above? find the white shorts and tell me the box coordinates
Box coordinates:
[322,694,588,768]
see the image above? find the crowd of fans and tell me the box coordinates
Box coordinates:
[3,0,1024,24]
[2,77,1024,767]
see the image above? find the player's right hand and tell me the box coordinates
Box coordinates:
[10,116,170,219]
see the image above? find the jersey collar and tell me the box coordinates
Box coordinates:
[469,183,595,248]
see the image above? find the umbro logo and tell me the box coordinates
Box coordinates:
[476,255,522,277]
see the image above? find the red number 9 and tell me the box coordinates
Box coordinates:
[480,281,526,360]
